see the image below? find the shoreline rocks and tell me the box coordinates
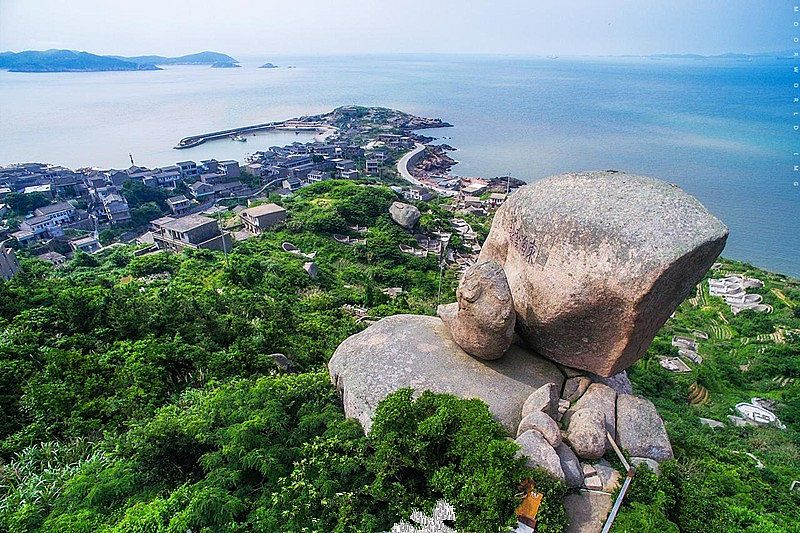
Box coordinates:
[478,171,728,377]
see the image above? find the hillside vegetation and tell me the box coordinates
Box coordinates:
[0,180,798,532]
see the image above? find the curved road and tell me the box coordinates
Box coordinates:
[396,143,455,196]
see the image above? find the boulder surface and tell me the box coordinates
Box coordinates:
[516,410,561,446]
[566,408,607,460]
[616,394,674,462]
[516,430,564,481]
[437,260,516,360]
[521,382,559,420]
[478,171,728,376]
[389,201,420,229]
[328,314,564,434]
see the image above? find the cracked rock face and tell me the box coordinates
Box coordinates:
[479,171,728,377]
[437,260,516,360]
[389,201,420,229]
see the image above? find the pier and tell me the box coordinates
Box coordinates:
[174,120,327,149]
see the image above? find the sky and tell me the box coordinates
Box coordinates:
[0,0,792,57]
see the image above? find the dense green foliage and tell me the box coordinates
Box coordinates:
[614,259,800,532]
[4,178,797,531]
[1,181,555,532]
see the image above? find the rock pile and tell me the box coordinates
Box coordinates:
[330,171,725,529]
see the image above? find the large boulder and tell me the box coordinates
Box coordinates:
[516,430,564,481]
[478,171,728,377]
[389,201,420,229]
[616,394,674,462]
[328,314,563,434]
[437,260,516,360]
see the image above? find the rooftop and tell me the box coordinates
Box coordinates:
[242,203,286,217]
[161,214,217,233]
[35,201,74,216]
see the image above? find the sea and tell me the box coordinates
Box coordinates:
[0,54,797,277]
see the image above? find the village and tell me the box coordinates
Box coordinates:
[0,107,519,277]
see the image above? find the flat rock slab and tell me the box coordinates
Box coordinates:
[479,171,728,376]
[329,314,564,434]
[564,491,613,533]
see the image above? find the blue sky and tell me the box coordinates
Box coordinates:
[0,0,792,56]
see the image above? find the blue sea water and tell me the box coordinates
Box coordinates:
[0,54,797,276]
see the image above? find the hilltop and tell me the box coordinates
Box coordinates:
[0,50,239,72]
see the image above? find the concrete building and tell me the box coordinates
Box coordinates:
[188,181,215,201]
[176,161,199,179]
[306,170,327,184]
[99,192,131,225]
[239,203,287,234]
[70,235,101,254]
[152,214,232,252]
[365,159,380,175]
[37,251,67,267]
[218,160,240,178]
[0,240,19,280]
[166,195,192,216]
[340,169,359,180]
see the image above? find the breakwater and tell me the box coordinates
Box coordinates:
[174,120,325,149]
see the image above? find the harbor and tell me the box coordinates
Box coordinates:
[174,120,330,149]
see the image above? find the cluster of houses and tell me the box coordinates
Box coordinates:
[0,158,248,267]
[242,136,410,194]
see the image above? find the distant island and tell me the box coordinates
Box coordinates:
[0,49,239,73]
[259,62,279,69]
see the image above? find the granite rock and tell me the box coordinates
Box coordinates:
[631,456,660,474]
[478,171,728,376]
[566,409,607,460]
[564,383,617,441]
[564,491,613,533]
[562,376,592,402]
[516,430,564,481]
[389,201,420,229]
[328,314,564,434]
[517,410,562,447]
[521,382,560,420]
[437,260,515,360]
[616,394,674,462]
[555,442,583,489]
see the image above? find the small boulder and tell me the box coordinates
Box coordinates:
[555,443,583,489]
[562,376,592,402]
[593,459,621,493]
[566,409,607,460]
[631,456,660,474]
[517,411,561,447]
[617,394,673,462]
[516,430,564,481]
[303,261,318,278]
[521,382,559,420]
[268,353,296,373]
[437,261,515,360]
[478,171,728,377]
[699,417,724,429]
[564,383,617,440]
[584,475,603,491]
[389,201,420,229]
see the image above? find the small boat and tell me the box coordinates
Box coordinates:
[231,134,247,142]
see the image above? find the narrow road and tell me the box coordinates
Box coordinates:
[396,143,455,196]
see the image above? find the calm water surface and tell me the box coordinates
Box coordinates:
[0,55,797,276]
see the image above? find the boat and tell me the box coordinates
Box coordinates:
[231,134,247,142]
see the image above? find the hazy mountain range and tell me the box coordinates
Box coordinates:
[0,50,239,72]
